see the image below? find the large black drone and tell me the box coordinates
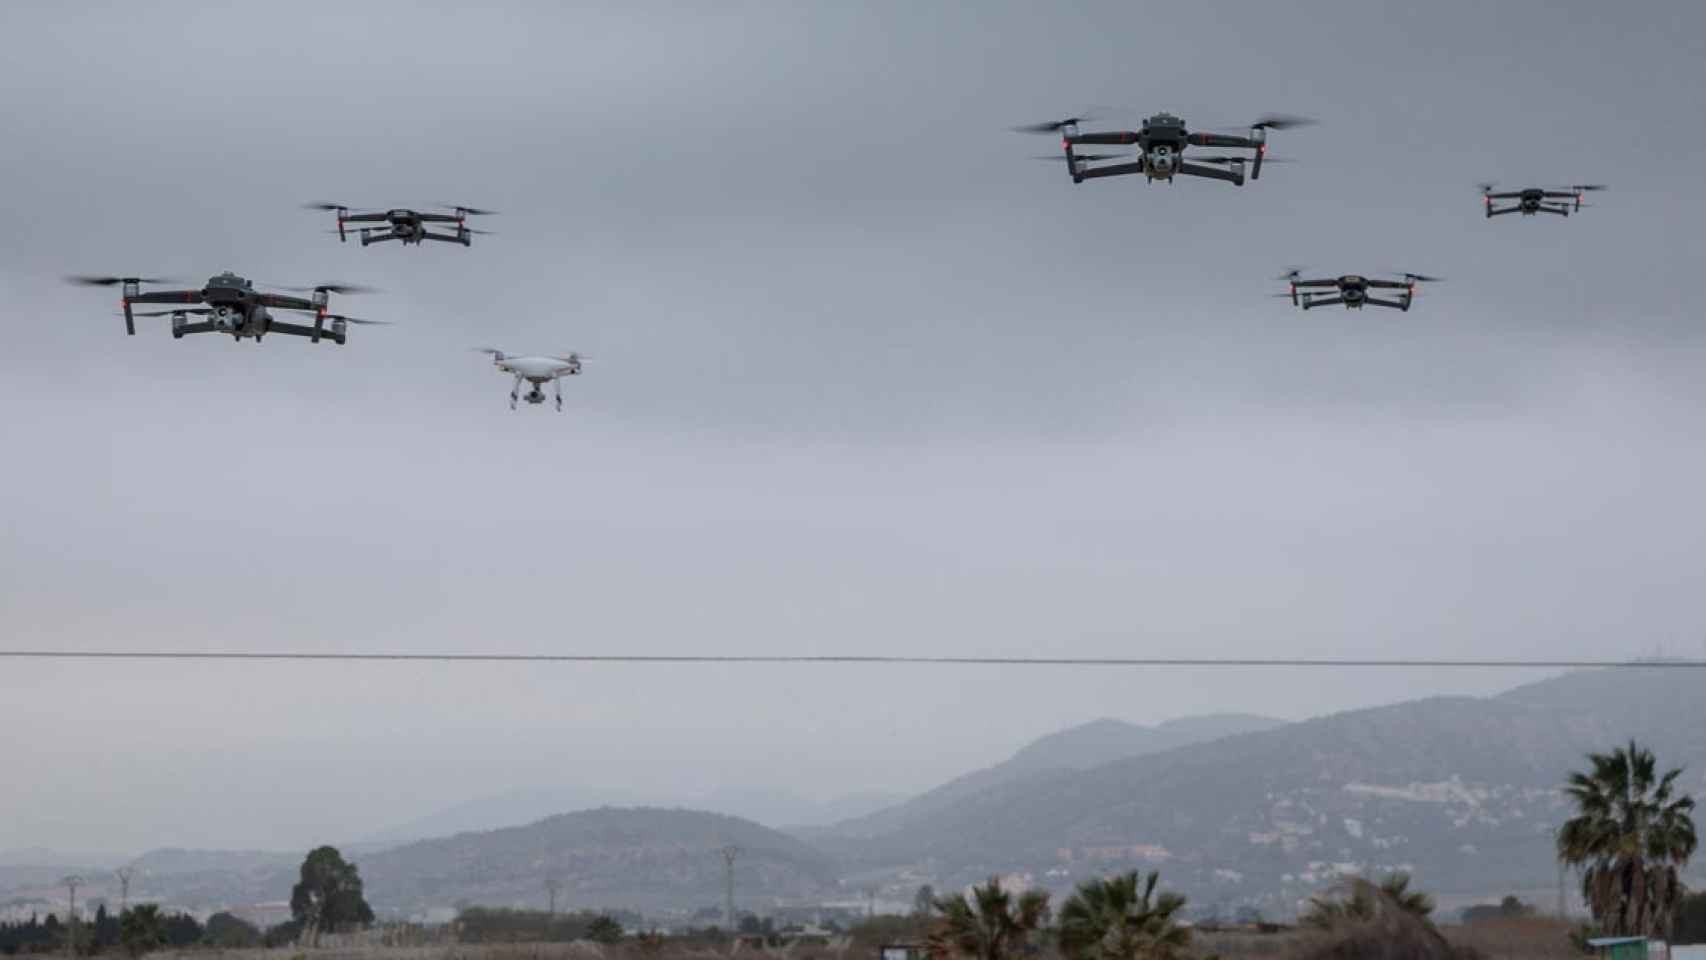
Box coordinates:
[305,203,495,247]
[67,272,384,344]
[1278,270,1440,312]
[1016,112,1310,187]
[1479,183,1606,218]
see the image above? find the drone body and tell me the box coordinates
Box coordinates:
[68,272,382,344]
[1279,270,1439,312]
[307,204,494,247]
[1480,183,1605,218]
[1017,112,1310,187]
[479,349,584,410]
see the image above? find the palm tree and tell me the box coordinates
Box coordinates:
[926,878,1050,960]
[1300,873,1433,930]
[1558,740,1698,937]
[1057,871,1191,960]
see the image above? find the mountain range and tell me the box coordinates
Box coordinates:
[808,667,1706,915]
[7,669,1703,920]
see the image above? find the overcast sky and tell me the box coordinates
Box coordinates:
[3,0,1705,857]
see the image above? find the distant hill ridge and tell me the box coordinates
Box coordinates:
[805,669,1706,914]
[358,806,838,913]
[805,712,1285,841]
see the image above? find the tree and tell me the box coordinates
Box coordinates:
[289,846,375,945]
[1057,871,1192,960]
[1301,873,1433,930]
[585,915,624,944]
[1558,740,1698,937]
[118,906,164,958]
[915,885,938,918]
[205,912,261,948]
[926,878,1049,960]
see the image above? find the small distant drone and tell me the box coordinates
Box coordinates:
[1479,183,1606,218]
[305,203,495,247]
[477,349,584,410]
[67,272,383,343]
[1015,112,1310,187]
[1277,269,1440,312]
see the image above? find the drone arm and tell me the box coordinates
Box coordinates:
[254,292,318,312]
[1299,296,1343,310]
[1291,279,1339,288]
[1485,205,1522,217]
[127,290,204,305]
[418,230,469,243]
[1539,204,1570,216]
[360,230,402,245]
[1072,161,1146,181]
[1366,279,1411,289]
[1364,296,1408,310]
[1177,161,1243,186]
[339,212,389,223]
[1187,132,1254,148]
[1067,131,1139,145]
[265,320,333,341]
[175,321,217,336]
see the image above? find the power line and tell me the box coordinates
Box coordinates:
[1,650,1705,669]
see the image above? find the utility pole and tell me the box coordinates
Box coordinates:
[60,876,83,960]
[545,871,562,916]
[720,846,740,932]
[115,867,135,915]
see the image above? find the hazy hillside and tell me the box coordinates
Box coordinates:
[811,668,1706,915]
[807,713,1284,841]
[359,806,840,914]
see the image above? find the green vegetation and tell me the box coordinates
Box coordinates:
[117,906,164,958]
[926,878,1050,960]
[289,845,375,945]
[454,907,640,944]
[1558,740,1698,937]
[202,912,261,949]
[1461,896,1534,925]
[1057,870,1191,960]
[1300,872,1433,930]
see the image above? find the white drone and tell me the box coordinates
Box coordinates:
[477,349,584,410]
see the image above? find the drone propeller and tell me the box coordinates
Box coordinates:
[67,274,175,287]
[1476,182,1498,194]
[1390,272,1442,283]
[1192,154,1290,166]
[1570,184,1608,192]
[1012,116,1093,134]
[553,352,588,362]
[440,204,497,216]
[461,227,497,235]
[1276,267,1306,282]
[124,308,214,317]
[1033,153,1127,162]
[1249,113,1315,130]
[302,202,352,212]
[277,282,378,295]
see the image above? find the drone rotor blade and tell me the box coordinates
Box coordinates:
[302,202,351,211]
[439,204,497,216]
[1012,115,1093,134]
[127,308,214,317]
[1570,184,1608,192]
[278,283,379,295]
[1249,113,1316,130]
[323,314,390,325]
[67,274,175,287]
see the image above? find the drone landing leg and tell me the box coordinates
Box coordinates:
[555,378,564,411]
[510,374,522,410]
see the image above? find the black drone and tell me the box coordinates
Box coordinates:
[305,203,495,247]
[1278,270,1440,312]
[1479,183,1606,218]
[67,272,384,344]
[1016,112,1311,187]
